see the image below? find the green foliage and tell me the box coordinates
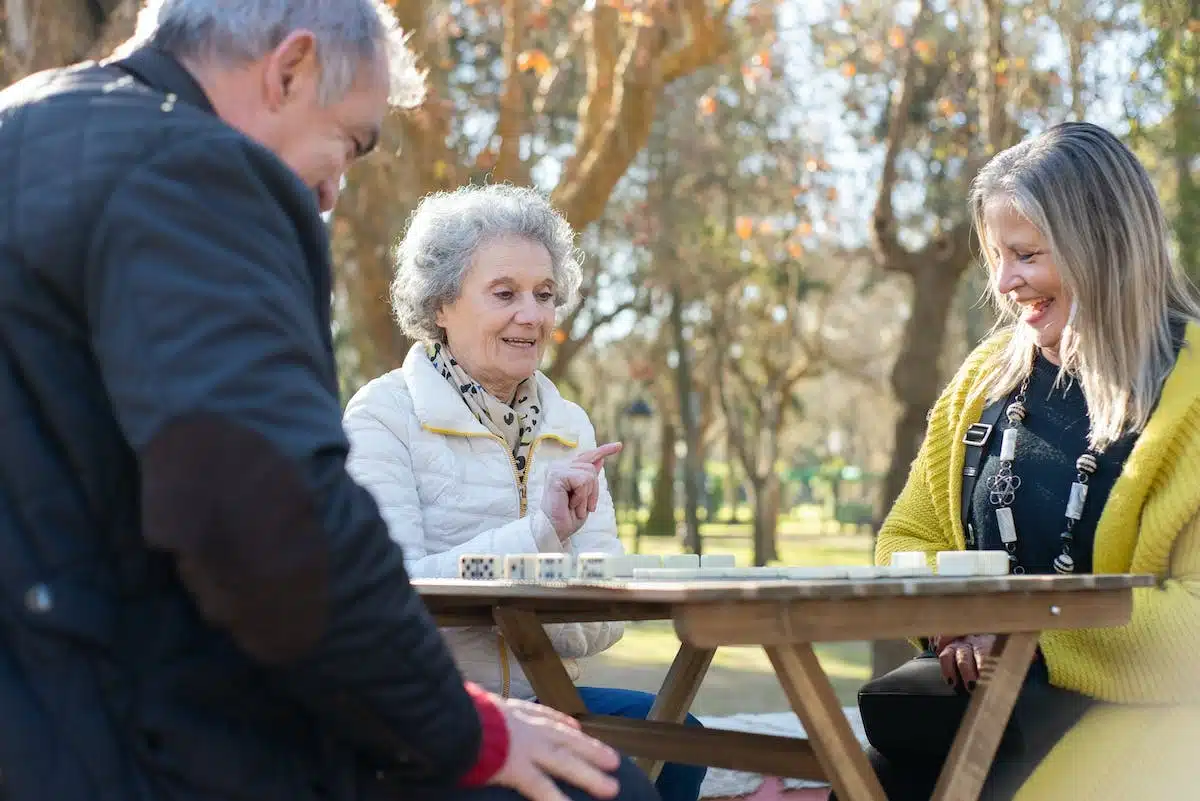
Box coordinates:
[1125,1,1200,281]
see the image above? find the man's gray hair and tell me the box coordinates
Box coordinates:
[130,0,425,107]
[391,184,584,343]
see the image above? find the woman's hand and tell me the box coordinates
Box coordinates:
[540,442,622,542]
[931,633,997,692]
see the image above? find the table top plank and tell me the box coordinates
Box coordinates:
[413,573,1156,605]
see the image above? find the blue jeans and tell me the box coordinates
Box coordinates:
[576,686,707,801]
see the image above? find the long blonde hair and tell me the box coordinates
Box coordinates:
[969,122,1200,451]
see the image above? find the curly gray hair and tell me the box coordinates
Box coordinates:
[391,184,584,343]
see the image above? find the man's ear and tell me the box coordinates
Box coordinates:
[262,30,320,110]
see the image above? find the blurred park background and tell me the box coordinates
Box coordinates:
[5,0,1196,710]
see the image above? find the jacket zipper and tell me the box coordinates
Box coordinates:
[420,425,577,699]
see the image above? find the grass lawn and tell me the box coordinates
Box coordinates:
[580,525,877,715]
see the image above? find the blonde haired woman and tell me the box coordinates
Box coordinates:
[850,122,1200,799]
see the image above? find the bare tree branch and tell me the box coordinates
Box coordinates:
[5,0,32,63]
[492,0,527,183]
[533,18,586,116]
[870,0,931,275]
[87,0,137,60]
[556,3,620,193]
[977,0,1008,153]
[662,0,732,82]
[543,293,646,381]
[553,2,731,229]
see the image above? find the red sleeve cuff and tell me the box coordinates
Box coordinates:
[458,682,510,787]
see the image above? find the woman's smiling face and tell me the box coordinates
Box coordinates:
[984,200,1071,361]
[435,235,557,400]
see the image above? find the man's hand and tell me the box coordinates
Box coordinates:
[540,443,622,543]
[488,697,621,801]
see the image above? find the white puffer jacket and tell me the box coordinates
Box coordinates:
[342,344,625,700]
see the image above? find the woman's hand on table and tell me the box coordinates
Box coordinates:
[488,696,620,801]
[540,442,622,542]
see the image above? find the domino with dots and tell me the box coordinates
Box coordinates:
[459,554,499,580]
[503,554,538,580]
[536,553,572,580]
[576,552,616,580]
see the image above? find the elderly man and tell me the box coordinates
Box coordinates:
[0,3,658,801]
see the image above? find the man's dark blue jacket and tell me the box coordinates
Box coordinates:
[0,47,484,801]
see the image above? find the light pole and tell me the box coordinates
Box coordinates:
[624,398,653,553]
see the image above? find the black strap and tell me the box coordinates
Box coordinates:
[960,399,1006,547]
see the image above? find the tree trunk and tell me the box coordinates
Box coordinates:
[670,282,704,554]
[1168,16,1200,281]
[723,429,740,521]
[872,262,963,679]
[961,269,994,351]
[748,475,780,566]
[646,418,677,538]
[878,262,963,525]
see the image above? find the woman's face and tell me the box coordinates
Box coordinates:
[435,236,557,399]
[984,200,1071,359]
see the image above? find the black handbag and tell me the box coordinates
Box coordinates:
[857,399,1008,761]
[858,652,982,760]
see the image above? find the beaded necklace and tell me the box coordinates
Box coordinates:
[985,376,1098,575]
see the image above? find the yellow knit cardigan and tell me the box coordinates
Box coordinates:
[878,323,1200,799]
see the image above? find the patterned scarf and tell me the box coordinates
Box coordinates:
[427,342,542,508]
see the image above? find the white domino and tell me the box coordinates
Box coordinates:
[459,554,499,580]
[632,568,705,580]
[700,553,737,568]
[890,551,930,570]
[503,554,538,580]
[576,553,615,580]
[977,550,1010,576]
[845,565,882,579]
[629,554,663,571]
[536,554,571,580]
[599,554,634,577]
[935,550,1012,576]
[720,566,785,579]
[878,564,934,578]
[783,566,850,580]
[662,554,700,569]
[935,551,976,576]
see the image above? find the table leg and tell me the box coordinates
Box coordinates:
[766,643,885,801]
[930,631,1040,801]
[493,606,587,715]
[634,644,716,781]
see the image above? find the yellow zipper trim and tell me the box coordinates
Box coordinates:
[421,424,579,699]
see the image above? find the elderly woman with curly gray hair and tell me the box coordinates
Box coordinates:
[342,183,707,801]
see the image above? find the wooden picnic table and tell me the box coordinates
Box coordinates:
[415,572,1153,801]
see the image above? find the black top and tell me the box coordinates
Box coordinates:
[970,323,1186,574]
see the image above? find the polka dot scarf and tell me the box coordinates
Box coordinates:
[427,342,542,507]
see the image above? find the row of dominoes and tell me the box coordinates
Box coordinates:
[455,549,1012,582]
[457,552,739,581]
[624,551,1011,581]
[889,550,1010,576]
